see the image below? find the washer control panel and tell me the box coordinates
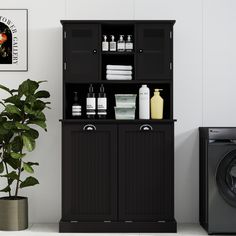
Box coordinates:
[209,128,236,140]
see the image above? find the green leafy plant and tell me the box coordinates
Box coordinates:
[0,79,50,198]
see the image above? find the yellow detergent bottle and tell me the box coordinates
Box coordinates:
[151,89,164,119]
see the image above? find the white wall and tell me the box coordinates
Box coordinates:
[0,0,64,224]
[0,0,236,224]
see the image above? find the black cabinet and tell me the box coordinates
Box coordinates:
[60,121,176,232]
[60,20,176,233]
[119,124,174,221]
[136,24,172,80]
[63,24,100,82]
[62,123,117,221]
[62,21,174,83]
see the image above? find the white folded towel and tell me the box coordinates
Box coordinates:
[106,65,133,71]
[106,75,132,80]
[107,70,132,75]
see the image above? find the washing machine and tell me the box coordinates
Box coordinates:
[199,127,236,234]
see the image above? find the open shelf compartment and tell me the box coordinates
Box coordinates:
[64,82,172,120]
[101,23,135,51]
[102,54,134,81]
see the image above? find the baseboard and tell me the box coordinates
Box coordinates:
[59,219,177,233]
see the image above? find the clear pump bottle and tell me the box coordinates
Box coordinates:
[109,35,116,51]
[117,35,125,52]
[125,35,133,52]
[102,35,109,51]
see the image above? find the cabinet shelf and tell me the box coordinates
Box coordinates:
[64,79,173,84]
[60,119,177,124]
[102,51,135,55]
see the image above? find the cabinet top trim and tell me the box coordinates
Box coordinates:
[60,20,176,25]
[59,119,177,124]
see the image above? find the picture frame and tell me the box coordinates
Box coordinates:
[0,9,28,71]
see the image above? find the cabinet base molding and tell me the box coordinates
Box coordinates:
[59,220,177,233]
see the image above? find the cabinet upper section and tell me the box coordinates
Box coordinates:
[61,20,175,82]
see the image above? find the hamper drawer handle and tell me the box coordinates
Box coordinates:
[83,124,96,131]
[140,124,153,131]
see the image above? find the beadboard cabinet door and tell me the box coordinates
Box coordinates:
[136,24,172,80]
[118,123,174,222]
[62,123,117,221]
[63,24,100,82]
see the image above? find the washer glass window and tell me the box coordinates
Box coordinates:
[216,149,236,207]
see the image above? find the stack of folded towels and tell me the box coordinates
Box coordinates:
[106,65,133,80]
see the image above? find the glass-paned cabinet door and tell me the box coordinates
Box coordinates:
[136,24,172,80]
[63,24,100,82]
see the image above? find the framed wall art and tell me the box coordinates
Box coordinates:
[0,9,28,71]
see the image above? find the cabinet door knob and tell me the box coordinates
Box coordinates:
[93,49,97,54]
[83,124,96,131]
[139,49,143,53]
[140,124,153,131]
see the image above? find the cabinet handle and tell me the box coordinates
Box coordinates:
[93,49,97,54]
[140,124,153,131]
[83,124,96,131]
[139,49,143,53]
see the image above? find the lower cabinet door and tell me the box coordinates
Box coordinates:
[118,123,174,222]
[62,123,117,221]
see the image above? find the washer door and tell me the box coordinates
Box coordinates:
[216,149,236,207]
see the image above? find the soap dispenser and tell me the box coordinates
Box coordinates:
[109,35,116,51]
[125,35,133,52]
[117,35,125,52]
[86,84,96,118]
[97,84,107,119]
[102,35,109,51]
[151,89,164,119]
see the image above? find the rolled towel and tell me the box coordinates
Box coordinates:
[106,65,133,71]
[106,75,132,80]
[107,70,132,75]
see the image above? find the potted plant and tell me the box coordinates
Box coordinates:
[0,79,50,231]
